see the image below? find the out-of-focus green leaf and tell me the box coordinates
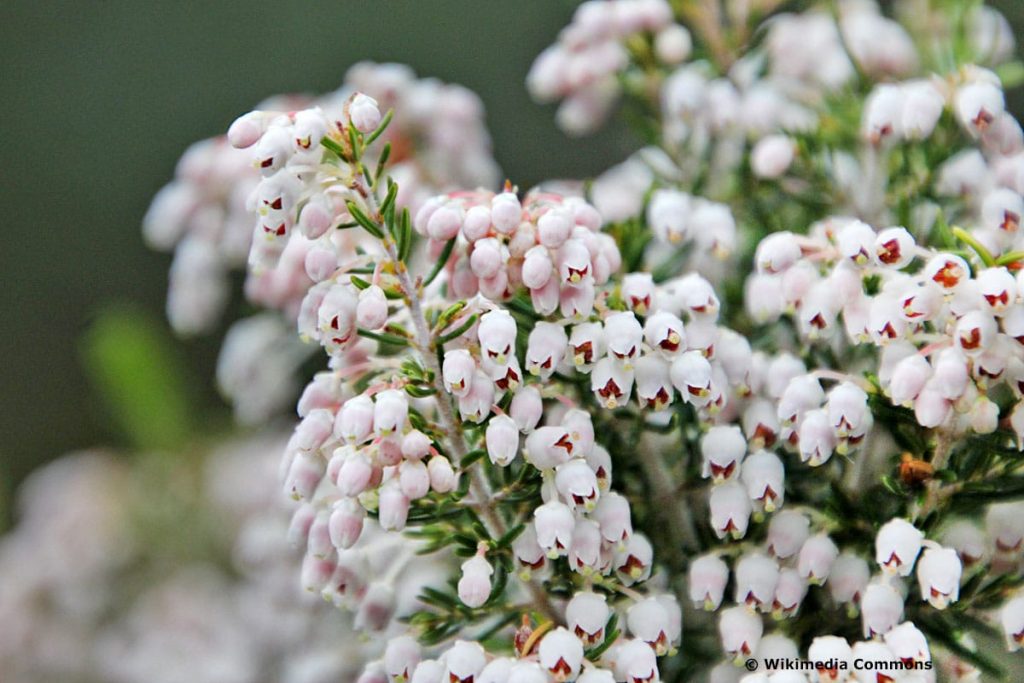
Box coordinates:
[80,307,194,452]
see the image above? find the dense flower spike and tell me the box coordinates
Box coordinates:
[133,3,1024,682]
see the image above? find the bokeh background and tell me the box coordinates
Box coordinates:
[2,0,1023,523]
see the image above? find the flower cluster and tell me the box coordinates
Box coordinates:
[527,0,685,135]
[139,1,1024,682]
[0,438,380,683]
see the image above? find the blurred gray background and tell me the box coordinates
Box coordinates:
[1,1,1021,500]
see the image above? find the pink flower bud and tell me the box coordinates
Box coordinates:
[955,310,997,355]
[534,500,574,558]
[860,581,909,638]
[304,242,338,282]
[538,627,584,682]
[445,641,486,683]
[567,518,603,574]
[955,80,1004,134]
[982,187,1023,233]
[526,322,568,378]
[634,355,673,410]
[873,226,916,268]
[350,93,382,133]
[863,84,905,143]
[751,135,795,179]
[491,192,522,235]
[427,455,457,493]
[735,553,780,612]
[594,491,632,545]
[329,497,365,550]
[525,426,574,469]
[591,357,634,409]
[772,568,808,618]
[768,510,810,559]
[478,310,517,365]
[227,110,266,149]
[401,430,432,461]
[614,534,653,585]
[986,501,1024,553]
[507,662,547,683]
[1001,596,1024,652]
[808,636,852,682]
[318,283,358,349]
[458,554,494,608]
[901,80,944,139]
[676,273,720,317]
[743,399,780,451]
[827,553,870,608]
[719,606,763,659]
[485,414,520,466]
[742,450,785,512]
[557,239,592,285]
[777,375,824,426]
[627,596,678,655]
[458,369,495,423]
[797,533,839,585]
[537,209,572,249]
[469,238,505,280]
[427,204,463,241]
[654,23,692,63]
[301,550,337,593]
[688,553,729,610]
[560,280,595,320]
[701,425,747,481]
[284,450,326,501]
[357,285,389,330]
[555,459,600,512]
[756,232,801,274]
[563,408,594,456]
[710,481,752,539]
[334,396,373,445]
[398,459,430,500]
[477,658,513,683]
[384,636,422,683]
[293,108,328,151]
[644,312,686,359]
[569,322,605,370]
[915,546,961,609]
[977,266,1017,314]
[888,354,931,406]
[622,273,656,315]
[797,408,836,466]
[512,524,546,577]
[522,245,554,290]
[378,481,410,531]
[897,282,941,323]
[567,592,609,646]
[374,389,408,437]
[443,349,476,397]
[671,350,712,404]
[876,518,924,576]
[509,385,543,433]
[611,639,658,683]
[933,348,970,399]
[883,622,930,666]
[287,503,316,549]
[462,205,492,242]
[253,125,292,175]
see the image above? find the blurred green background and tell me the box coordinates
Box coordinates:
[1,1,1022,506]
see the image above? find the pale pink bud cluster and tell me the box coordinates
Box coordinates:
[526,0,679,135]
[415,189,617,314]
